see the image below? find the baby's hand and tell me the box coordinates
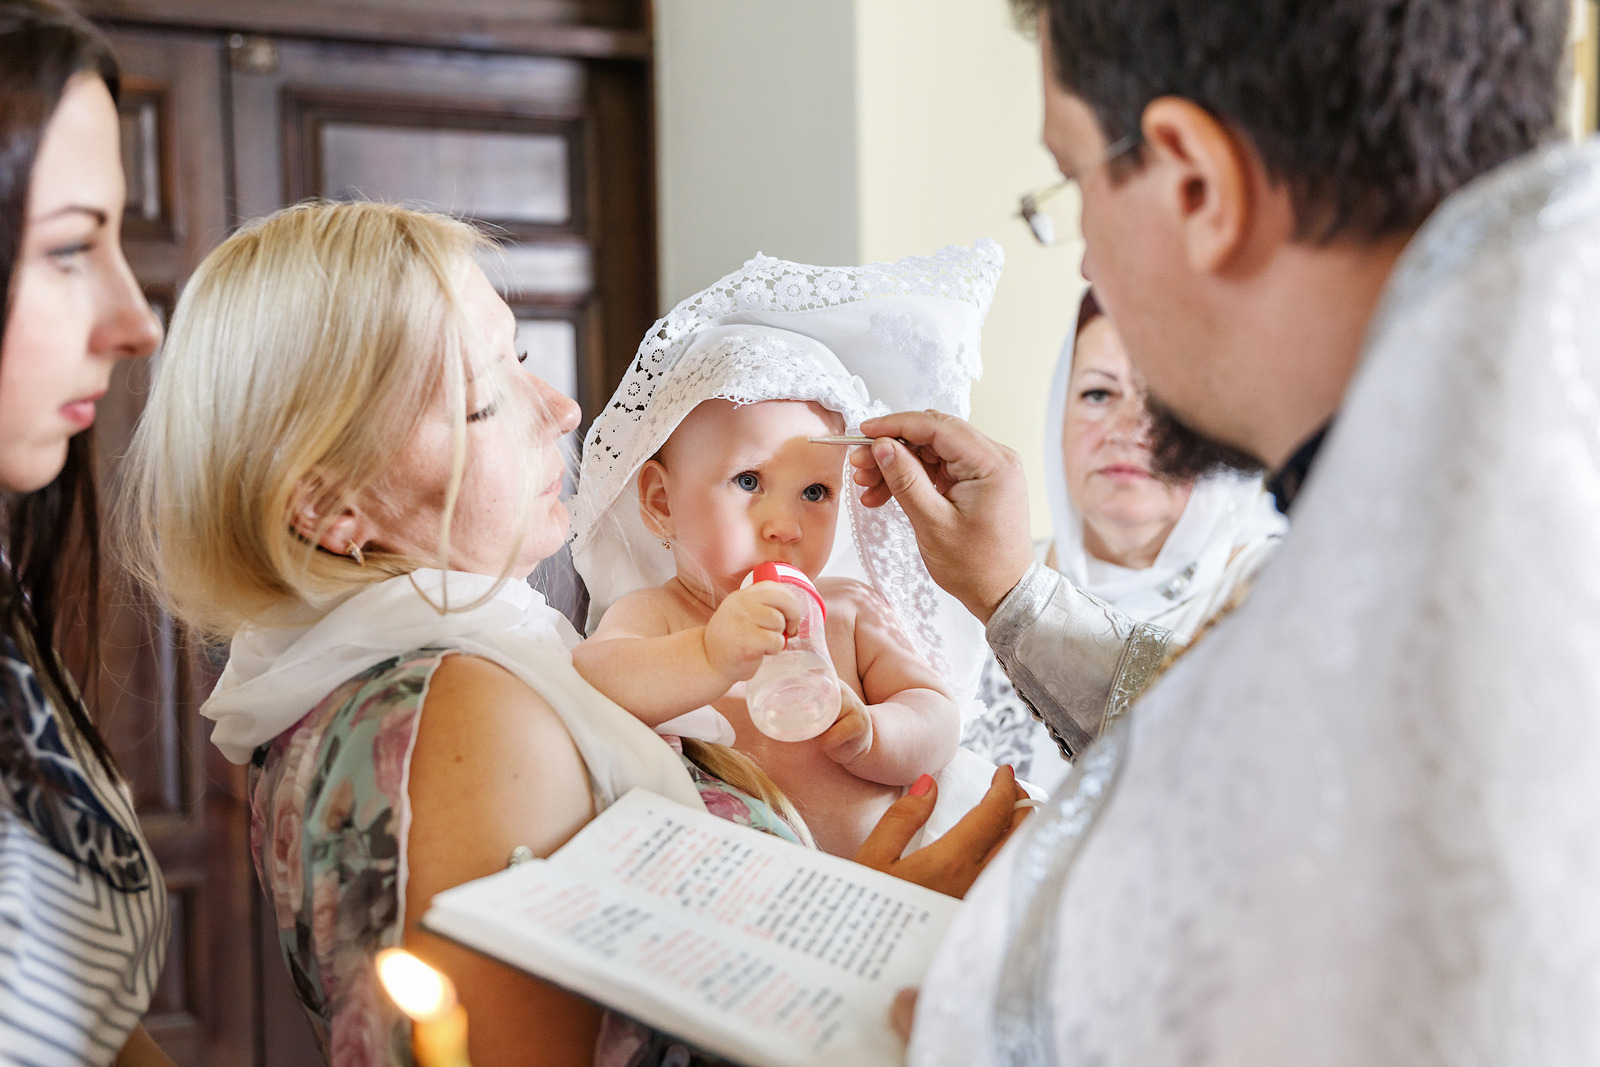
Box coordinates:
[819,685,874,767]
[703,582,804,684]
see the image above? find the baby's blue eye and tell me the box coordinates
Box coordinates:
[735,472,760,492]
[801,483,830,502]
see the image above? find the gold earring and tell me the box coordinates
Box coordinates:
[660,539,670,550]
[347,541,365,567]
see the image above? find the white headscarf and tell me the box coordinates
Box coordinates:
[912,139,1600,1066]
[1044,290,1286,631]
[202,570,706,812]
[570,243,1004,703]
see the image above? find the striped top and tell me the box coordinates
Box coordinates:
[0,629,167,1067]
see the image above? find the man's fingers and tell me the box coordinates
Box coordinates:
[854,776,937,869]
[984,788,1036,866]
[858,481,895,509]
[860,410,945,447]
[890,987,919,1043]
[936,765,1023,860]
[870,438,951,522]
[862,410,1012,487]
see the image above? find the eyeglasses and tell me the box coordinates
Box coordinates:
[1017,134,1142,246]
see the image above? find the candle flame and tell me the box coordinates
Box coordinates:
[376,949,457,1022]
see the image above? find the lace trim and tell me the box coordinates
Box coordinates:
[868,310,982,419]
[571,243,1002,672]
[1102,621,1171,733]
[574,241,1002,532]
[847,491,950,676]
[583,332,878,523]
[991,718,1130,1066]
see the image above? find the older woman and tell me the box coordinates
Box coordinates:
[963,291,1283,790]
[0,3,170,1064]
[121,201,1022,1067]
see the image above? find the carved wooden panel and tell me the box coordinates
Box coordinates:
[80,0,651,56]
[322,122,572,224]
[70,9,658,1063]
[116,84,172,240]
[234,35,635,431]
[92,28,257,1067]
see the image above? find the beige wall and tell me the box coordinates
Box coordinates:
[655,1,1077,537]
[653,1,860,306]
[854,1,1081,539]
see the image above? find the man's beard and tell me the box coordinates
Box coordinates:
[1146,394,1264,483]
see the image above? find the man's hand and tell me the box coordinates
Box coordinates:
[849,411,1035,622]
[853,764,1033,899]
[818,684,874,767]
[702,582,805,683]
[891,988,919,1043]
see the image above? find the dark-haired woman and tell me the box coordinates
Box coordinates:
[0,2,167,1063]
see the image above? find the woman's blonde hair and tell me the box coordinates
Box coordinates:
[121,199,528,638]
[123,199,814,845]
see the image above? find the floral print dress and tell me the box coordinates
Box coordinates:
[250,647,801,1066]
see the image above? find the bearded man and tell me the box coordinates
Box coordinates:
[851,0,1600,1062]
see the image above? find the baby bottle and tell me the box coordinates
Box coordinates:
[741,561,841,742]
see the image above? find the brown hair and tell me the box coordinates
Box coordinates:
[121,200,509,636]
[1074,286,1104,339]
[1014,0,1565,241]
[0,0,123,785]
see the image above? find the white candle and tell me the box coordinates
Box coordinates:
[376,948,471,1067]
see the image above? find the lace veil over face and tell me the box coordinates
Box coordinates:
[570,242,1003,698]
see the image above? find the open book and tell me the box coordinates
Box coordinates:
[422,788,961,1067]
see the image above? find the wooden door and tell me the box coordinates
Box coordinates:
[70,8,658,1063]
[76,27,258,1067]
[228,33,654,431]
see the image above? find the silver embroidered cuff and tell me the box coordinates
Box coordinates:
[986,561,1172,760]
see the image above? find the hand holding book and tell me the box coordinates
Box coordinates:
[421,767,1032,1067]
[851,763,1032,899]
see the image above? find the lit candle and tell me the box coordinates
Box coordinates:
[376,948,471,1067]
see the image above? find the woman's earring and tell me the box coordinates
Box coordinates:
[660,539,670,550]
[347,541,365,567]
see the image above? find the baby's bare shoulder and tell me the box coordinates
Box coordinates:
[814,576,883,613]
[815,576,903,632]
[592,584,687,639]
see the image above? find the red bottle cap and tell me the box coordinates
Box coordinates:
[748,561,826,620]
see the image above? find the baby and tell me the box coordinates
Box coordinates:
[572,396,960,857]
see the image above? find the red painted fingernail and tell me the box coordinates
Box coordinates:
[909,774,935,797]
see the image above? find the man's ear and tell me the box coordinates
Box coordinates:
[1140,96,1273,275]
[637,459,674,541]
[290,478,368,557]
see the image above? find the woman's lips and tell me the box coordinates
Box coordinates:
[542,472,564,496]
[1095,463,1152,481]
[60,395,102,430]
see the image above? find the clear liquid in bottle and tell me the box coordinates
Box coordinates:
[741,562,841,742]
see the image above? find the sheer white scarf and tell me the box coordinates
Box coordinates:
[1044,292,1285,633]
[202,570,705,812]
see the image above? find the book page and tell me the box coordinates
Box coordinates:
[424,789,961,1067]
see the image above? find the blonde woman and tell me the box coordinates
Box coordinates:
[122,201,1023,1067]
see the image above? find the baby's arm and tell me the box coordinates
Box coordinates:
[573,583,804,728]
[818,583,959,785]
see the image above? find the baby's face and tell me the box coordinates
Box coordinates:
[655,399,844,600]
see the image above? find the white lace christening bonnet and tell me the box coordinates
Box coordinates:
[569,241,1004,708]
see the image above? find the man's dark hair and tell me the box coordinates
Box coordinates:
[1013,0,1569,241]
